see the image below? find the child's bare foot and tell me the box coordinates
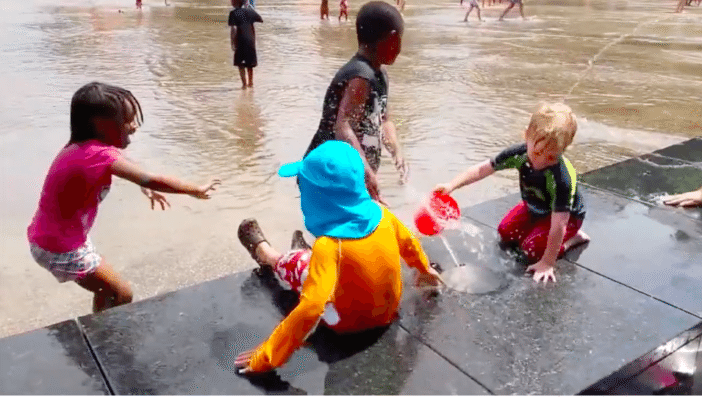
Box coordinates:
[241,84,248,89]
[247,82,253,87]
[563,230,590,252]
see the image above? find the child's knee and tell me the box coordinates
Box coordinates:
[497,221,516,242]
[119,285,134,303]
[520,241,544,262]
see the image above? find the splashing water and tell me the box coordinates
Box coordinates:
[440,234,461,266]
[563,16,670,102]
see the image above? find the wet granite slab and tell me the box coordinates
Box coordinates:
[653,137,702,164]
[402,218,701,395]
[78,271,489,395]
[0,319,109,395]
[613,335,701,395]
[581,321,702,394]
[462,187,702,318]
[580,137,702,221]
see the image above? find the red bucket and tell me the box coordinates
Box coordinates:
[414,192,461,236]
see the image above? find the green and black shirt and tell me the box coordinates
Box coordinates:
[491,143,586,219]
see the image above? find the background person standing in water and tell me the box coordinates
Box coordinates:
[463,0,483,22]
[27,82,221,313]
[304,1,409,205]
[229,0,263,89]
[499,0,524,20]
[321,0,330,19]
[339,0,349,21]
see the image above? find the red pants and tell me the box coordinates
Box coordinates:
[497,201,583,263]
[274,249,311,292]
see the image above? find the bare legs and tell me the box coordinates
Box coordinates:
[76,259,133,312]
[675,0,686,12]
[499,1,524,20]
[464,5,482,21]
[252,242,283,269]
[238,67,254,89]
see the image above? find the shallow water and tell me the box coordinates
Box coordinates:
[0,0,700,337]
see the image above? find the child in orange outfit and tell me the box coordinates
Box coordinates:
[236,140,443,373]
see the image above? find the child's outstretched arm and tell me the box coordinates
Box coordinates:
[434,159,495,195]
[111,158,221,199]
[526,211,569,284]
[335,77,385,205]
[387,209,444,289]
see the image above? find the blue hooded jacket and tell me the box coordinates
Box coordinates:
[278,141,382,239]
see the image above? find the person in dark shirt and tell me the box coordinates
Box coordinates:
[303,1,408,205]
[433,103,590,284]
[228,0,263,89]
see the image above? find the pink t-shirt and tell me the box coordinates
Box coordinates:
[27,140,122,253]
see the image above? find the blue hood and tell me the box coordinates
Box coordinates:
[278,141,382,239]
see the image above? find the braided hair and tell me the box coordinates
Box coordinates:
[68,82,143,145]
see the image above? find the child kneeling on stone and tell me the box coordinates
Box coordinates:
[434,103,589,284]
[236,140,443,373]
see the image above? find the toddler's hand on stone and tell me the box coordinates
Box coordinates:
[663,188,702,208]
[526,260,556,284]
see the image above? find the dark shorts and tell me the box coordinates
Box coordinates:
[234,45,257,68]
[510,0,522,4]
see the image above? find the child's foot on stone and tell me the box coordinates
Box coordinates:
[238,218,269,266]
[291,230,311,250]
[563,230,590,252]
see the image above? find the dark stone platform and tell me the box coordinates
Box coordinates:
[77,271,489,395]
[1,137,701,395]
[401,219,699,395]
[0,320,110,395]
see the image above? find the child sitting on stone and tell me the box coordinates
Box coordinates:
[235,140,443,373]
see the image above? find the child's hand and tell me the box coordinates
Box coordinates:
[191,179,222,199]
[395,156,410,185]
[415,266,445,291]
[141,187,171,210]
[663,188,702,208]
[526,260,556,284]
[433,183,453,195]
[235,349,255,374]
[365,169,386,205]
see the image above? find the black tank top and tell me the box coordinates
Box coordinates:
[304,54,388,172]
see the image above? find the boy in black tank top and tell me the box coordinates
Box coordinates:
[304,1,408,205]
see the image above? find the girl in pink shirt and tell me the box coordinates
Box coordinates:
[27,82,221,312]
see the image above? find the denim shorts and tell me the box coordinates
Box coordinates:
[29,238,102,283]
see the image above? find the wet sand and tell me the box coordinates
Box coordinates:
[0,0,700,337]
